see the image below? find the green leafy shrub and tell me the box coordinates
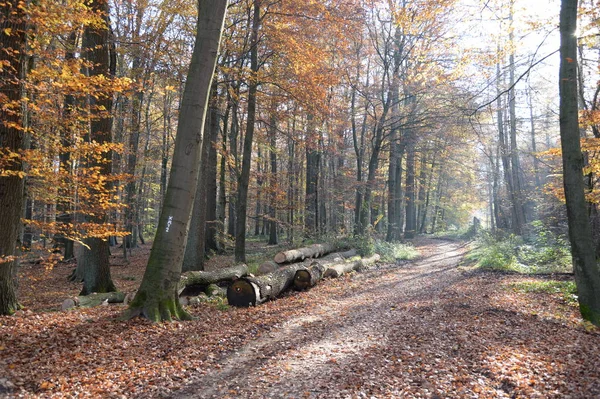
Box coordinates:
[336,235,419,262]
[466,227,572,274]
[465,232,522,271]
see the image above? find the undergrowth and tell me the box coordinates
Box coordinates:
[340,235,419,263]
[465,223,572,274]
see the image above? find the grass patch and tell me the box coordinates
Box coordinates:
[509,280,578,306]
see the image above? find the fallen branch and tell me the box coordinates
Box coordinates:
[61,292,126,311]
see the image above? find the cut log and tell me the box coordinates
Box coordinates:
[293,262,327,291]
[227,263,305,307]
[61,291,126,311]
[273,243,338,264]
[178,264,248,295]
[334,248,358,260]
[323,254,381,278]
[257,260,279,275]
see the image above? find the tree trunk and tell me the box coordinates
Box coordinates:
[205,92,220,253]
[404,132,417,239]
[124,0,227,322]
[182,81,218,272]
[79,0,117,296]
[235,0,261,262]
[508,0,526,234]
[268,107,278,245]
[559,0,600,326]
[0,1,26,315]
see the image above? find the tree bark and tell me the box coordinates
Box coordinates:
[178,264,248,295]
[268,106,278,245]
[124,0,227,322]
[0,1,26,315]
[182,81,218,272]
[205,92,220,253]
[559,0,600,325]
[79,0,117,296]
[227,263,305,307]
[273,243,338,264]
[322,254,381,279]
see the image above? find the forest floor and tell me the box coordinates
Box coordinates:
[1,238,599,398]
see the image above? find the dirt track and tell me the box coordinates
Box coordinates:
[172,239,600,399]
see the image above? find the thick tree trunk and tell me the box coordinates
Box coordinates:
[235,0,261,262]
[0,1,26,315]
[78,0,117,295]
[182,82,218,272]
[124,0,227,322]
[79,238,116,295]
[559,0,600,325]
[274,243,338,264]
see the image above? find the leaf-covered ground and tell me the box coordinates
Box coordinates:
[1,238,599,398]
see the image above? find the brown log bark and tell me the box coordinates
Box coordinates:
[227,263,305,307]
[177,264,248,295]
[273,243,338,264]
[322,254,381,278]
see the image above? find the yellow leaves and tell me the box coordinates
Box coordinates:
[3,27,12,36]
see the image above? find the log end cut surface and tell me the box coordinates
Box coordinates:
[293,270,312,291]
[227,280,257,307]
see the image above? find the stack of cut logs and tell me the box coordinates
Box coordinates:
[228,243,380,307]
[61,243,379,310]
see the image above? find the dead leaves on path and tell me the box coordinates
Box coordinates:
[1,241,599,398]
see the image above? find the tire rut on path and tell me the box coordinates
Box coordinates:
[173,239,471,399]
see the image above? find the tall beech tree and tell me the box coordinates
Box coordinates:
[0,0,27,315]
[559,0,600,325]
[125,0,228,322]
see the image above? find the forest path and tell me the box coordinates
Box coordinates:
[172,238,591,399]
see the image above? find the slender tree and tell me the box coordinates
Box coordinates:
[125,0,228,322]
[235,0,261,262]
